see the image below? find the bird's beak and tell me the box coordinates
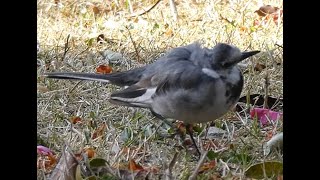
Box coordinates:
[240,51,260,61]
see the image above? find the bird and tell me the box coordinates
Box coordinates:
[44,42,260,155]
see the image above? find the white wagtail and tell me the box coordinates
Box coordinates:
[45,42,260,155]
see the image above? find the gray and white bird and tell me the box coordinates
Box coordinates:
[45,42,259,154]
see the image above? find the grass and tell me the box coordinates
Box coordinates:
[37,0,283,179]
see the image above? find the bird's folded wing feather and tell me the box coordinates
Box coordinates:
[109,60,213,108]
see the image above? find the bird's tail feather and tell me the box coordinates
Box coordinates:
[44,67,146,86]
[44,72,111,83]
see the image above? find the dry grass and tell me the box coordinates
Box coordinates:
[37,0,283,179]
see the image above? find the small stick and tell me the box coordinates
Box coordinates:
[188,151,208,180]
[125,26,141,62]
[263,71,269,109]
[164,152,179,180]
[62,34,71,62]
[130,0,162,17]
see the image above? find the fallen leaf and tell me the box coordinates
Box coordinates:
[37,154,58,172]
[198,160,216,173]
[47,154,57,166]
[165,28,174,37]
[254,63,266,72]
[128,159,144,171]
[255,5,279,17]
[92,122,107,139]
[245,161,283,179]
[89,158,107,167]
[176,121,186,135]
[70,116,82,124]
[254,5,283,25]
[96,65,112,74]
[92,5,100,15]
[250,108,282,125]
[206,151,219,160]
[93,3,110,16]
[239,26,250,34]
[84,147,95,158]
[272,9,283,24]
[75,165,82,180]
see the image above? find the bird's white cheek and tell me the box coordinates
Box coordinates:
[227,67,241,84]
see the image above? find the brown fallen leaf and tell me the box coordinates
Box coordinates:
[128,159,144,171]
[254,5,283,25]
[198,160,216,174]
[92,3,110,16]
[70,116,82,124]
[96,65,112,74]
[92,5,100,15]
[255,5,279,17]
[176,121,186,135]
[84,147,95,159]
[92,122,107,140]
[239,26,250,34]
[37,154,58,173]
[254,63,266,72]
[165,28,174,37]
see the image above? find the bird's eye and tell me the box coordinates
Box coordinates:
[222,62,233,68]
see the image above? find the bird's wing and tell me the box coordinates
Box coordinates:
[109,60,215,108]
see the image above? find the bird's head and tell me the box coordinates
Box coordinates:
[211,43,260,69]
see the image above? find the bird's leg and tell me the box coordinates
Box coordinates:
[151,110,201,157]
[186,124,201,156]
[150,110,174,128]
[151,111,188,152]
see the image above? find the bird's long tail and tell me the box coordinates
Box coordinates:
[44,67,146,86]
[44,72,110,82]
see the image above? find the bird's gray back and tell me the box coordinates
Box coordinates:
[141,43,213,84]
